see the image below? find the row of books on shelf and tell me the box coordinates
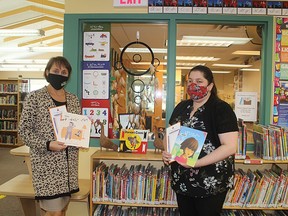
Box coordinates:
[93,205,288,216]
[0,109,17,119]
[0,84,18,93]
[92,162,177,205]
[253,124,288,161]
[0,95,17,105]
[0,120,18,130]
[221,210,288,216]
[236,121,288,161]
[223,164,288,208]
[0,135,17,144]
[93,205,179,216]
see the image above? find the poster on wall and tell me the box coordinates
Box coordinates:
[274,17,288,125]
[83,32,110,61]
[235,92,258,122]
[178,0,193,13]
[82,100,110,138]
[82,60,110,100]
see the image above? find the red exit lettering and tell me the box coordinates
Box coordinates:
[120,0,142,4]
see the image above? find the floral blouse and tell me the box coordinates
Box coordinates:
[169,95,238,198]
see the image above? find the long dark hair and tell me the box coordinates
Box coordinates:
[189,65,218,98]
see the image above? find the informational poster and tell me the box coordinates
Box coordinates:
[83,32,110,61]
[235,92,258,122]
[274,18,288,125]
[82,106,109,138]
[280,63,288,80]
[252,0,267,15]
[82,69,109,99]
[208,0,223,13]
[223,0,237,14]
[178,0,193,13]
[237,0,252,14]
[267,0,282,15]
[278,104,288,127]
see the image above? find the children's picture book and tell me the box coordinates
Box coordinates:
[49,105,67,139]
[165,122,181,152]
[119,129,149,154]
[167,123,207,167]
[57,112,91,148]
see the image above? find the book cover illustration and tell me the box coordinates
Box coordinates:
[57,112,91,148]
[119,129,149,154]
[49,105,67,139]
[169,125,207,167]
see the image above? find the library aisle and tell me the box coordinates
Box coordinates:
[0,147,29,216]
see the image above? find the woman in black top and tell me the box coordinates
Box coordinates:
[162,65,239,216]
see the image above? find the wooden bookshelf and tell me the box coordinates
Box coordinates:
[90,150,178,216]
[0,78,26,147]
[90,150,288,215]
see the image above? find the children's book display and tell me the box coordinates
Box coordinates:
[252,123,288,160]
[119,129,149,154]
[49,105,91,148]
[92,162,177,206]
[166,122,207,167]
[224,164,288,208]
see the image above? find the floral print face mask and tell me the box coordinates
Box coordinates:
[187,82,208,100]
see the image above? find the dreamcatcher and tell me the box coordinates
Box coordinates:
[111,31,161,132]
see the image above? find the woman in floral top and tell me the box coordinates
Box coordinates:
[162,65,238,216]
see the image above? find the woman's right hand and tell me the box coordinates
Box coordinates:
[49,141,67,152]
[162,151,172,165]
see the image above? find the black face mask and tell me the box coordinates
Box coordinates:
[47,73,68,90]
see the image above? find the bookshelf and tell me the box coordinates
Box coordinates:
[90,151,288,216]
[225,154,288,211]
[90,150,178,216]
[0,78,26,147]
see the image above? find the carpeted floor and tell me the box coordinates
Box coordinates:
[0,147,29,216]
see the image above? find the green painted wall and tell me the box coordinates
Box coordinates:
[63,13,274,148]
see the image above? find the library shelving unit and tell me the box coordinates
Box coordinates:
[0,78,25,147]
[225,152,288,212]
[90,150,178,216]
[90,151,288,216]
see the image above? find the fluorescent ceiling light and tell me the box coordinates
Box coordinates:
[0,29,45,37]
[213,63,252,68]
[176,66,196,70]
[1,59,49,64]
[212,71,231,74]
[232,51,261,55]
[1,64,46,68]
[130,62,204,67]
[0,67,45,72]
[119,48,167,53]
[164,56,220,61]
[176,40,233,47]
[182,35,252,46]
[240,68,260,71]
[0,47,62,52]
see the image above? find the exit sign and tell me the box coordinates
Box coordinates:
[113,0,148,7]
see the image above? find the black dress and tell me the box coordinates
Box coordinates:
[169,95,239,198]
